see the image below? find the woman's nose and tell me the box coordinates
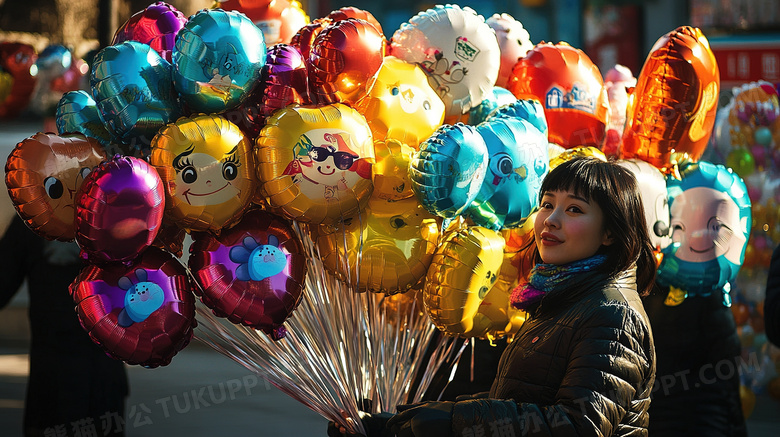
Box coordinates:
[544,208,561,227]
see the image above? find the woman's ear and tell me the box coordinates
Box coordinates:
[602,230,614,246]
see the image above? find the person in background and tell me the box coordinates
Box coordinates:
[765,244,780,347]
[330,156,657,437]
[0,216,128,437]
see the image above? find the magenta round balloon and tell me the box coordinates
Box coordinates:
[74,155,165,264]
[112,1,188,63]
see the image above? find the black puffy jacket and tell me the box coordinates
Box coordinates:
[450,270,655,437]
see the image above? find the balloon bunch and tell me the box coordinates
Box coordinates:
[710,80,780,397]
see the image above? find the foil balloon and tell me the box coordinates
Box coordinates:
[603,65,636,157]
[90,40,182,151]
[390,4,501,118]
[468,101,549,230]
[255,103,374,225]
[74,155,165,265]
[423,225,505,336]
[112,1,188,63]
[230,43,308,139]
[617,159,672,252]
[354,56,445,148]
[174,8,267,113]
[55,90,113,149]
[549,145,606,170]
[326,6,383,35]
[212,0,310,45]
[0,42,37,118]
[188,208,306,339]
[5,133,107,241]
[70,246,196,367]
[372,138,415,201]
[313,196,440,294]
[467,86,517,126]
[307,18,386,105]
[150,114,257,234]
[27,44,75,117]
[507,42,609,149]
[409,123,488,219]
[290,19,330,62]
[622,26,720,170]
[486,13,534,89]
[656,161,752,305]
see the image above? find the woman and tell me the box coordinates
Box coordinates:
[332,157,657,437]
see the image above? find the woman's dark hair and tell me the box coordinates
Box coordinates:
[522,156,657,295]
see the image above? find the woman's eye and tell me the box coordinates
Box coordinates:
[43,177,63,199]
[181,167,197,184]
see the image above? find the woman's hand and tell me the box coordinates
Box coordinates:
[386,401,455,437]
[326,412,394,437]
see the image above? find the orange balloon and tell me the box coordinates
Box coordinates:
[5,132,107,241]
[150,114,257,233]
[255,103,375,225]
[212,0,310,45]
[622,26,719,171]
[507,42,609,149]
[326,6,383,36]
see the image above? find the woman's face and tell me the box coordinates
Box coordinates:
[534,189,612,265]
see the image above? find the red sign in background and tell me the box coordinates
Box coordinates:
[709,36,780,88]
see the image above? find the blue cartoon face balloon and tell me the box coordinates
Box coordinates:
[229,235,287,282]
[409,123,488,219]
[174,9,267,113]
[90,41,182,150]
[468,103,549,230]
[656,161,752,303]
[117,268,166,327]
[55,90,112,148]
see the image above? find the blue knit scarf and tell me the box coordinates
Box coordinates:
[511,254,607,310]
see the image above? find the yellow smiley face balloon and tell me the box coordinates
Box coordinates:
[255,103,375,225]
[150,114,257,233]
[312,196,440,294]
[354,56,445,148]
[372,138,415,201]
[423,225,505,336]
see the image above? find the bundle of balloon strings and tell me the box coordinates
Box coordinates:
[194,221,465,435]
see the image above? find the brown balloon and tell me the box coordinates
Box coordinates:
[621,26,720,171]
[5,132,107,241]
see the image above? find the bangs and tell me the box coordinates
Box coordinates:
[539,157,612,203]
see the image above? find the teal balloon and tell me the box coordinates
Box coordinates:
[410,123,489,219]
[489,98,548,139]
[173,9,266,113]
[55,90,112,147]
[468,87,517,125]
[90,41,182,150]
[754,126,773,147]
[468,113,549,230]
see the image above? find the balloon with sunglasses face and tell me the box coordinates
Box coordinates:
[255,103,374,225]
[5,132,107,242]
[150,114,258,234]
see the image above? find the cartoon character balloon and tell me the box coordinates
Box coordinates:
[371,138,416,201]
[486,13,534,89]
[409,123,488,220]
[150,114,258,233]
[467,86,517,126]
[617,159,672,252]
[90,40,183,151]
[390,4,501,118]
[112,1,188,63]
[5,133,107,241]
[622,26,719,171]
[656,161,752,306]
[255,103,374,225]
[74,156,165,265]
[354,56,445,148]
[507,42,609,149]
[467,100,549,230]
[188,208,306,339]
[70,246,196,367]
[174,8,267,113]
